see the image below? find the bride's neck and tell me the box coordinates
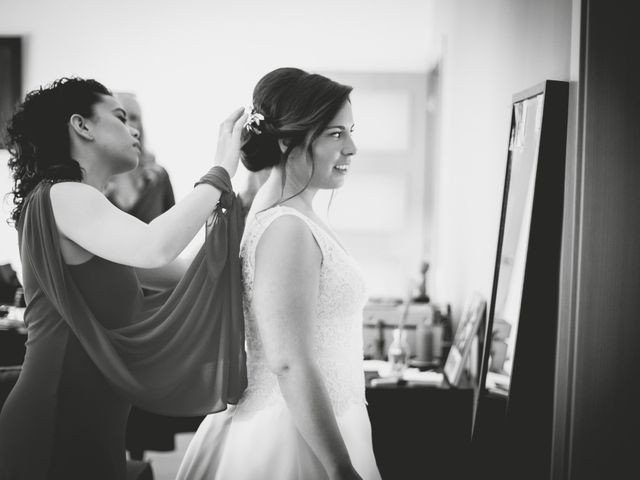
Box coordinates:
[257,167,316,211]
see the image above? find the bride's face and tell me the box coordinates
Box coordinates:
[287,101,357,191]
[308,101,357,190]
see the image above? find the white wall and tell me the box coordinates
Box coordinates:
[0,0,435,200]
[428,0,573,323]
[0,0,575,324]
[0,0,435,283]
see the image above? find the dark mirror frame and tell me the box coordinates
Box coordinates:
[472,80,569,479]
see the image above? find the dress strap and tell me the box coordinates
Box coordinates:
[241,206,331,268]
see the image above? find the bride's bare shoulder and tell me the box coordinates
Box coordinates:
[255,212,321,265]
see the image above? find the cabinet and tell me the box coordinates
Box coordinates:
[366,378,473,479]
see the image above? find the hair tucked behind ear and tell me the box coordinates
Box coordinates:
[240,68,352,174]
[3,77,111,225]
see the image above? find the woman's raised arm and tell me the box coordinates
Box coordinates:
[50,107,247,268]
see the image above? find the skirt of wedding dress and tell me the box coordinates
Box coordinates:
[176,401,382,480]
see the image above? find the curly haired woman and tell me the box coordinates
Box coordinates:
[0,77,248,479]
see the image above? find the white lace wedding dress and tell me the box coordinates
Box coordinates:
[177,205,381,480]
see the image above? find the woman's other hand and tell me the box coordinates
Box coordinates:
[214,107,248,177]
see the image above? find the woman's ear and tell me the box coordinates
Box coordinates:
[69,114,94,141]
[277,138,289,154]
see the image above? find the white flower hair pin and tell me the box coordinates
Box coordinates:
[244,105,265,135]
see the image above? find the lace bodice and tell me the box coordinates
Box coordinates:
[238,206,368,415]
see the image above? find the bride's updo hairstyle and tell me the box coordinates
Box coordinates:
[240,68,352,174]
[4,77,112,224]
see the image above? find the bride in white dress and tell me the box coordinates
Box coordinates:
[177,68,381,480]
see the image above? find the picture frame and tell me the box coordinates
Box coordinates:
[443,293,486,386]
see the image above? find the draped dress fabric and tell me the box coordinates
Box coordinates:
[0,175,247,480]
[177,206,382,480]
[107,164,206,457]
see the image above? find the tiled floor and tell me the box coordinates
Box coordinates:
[142,432,195,480]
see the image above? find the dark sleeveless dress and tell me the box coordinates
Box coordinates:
[0,176,247,480]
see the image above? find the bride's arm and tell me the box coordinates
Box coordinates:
[252,216,362,480]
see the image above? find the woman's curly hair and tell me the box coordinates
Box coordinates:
[3,77,111,224]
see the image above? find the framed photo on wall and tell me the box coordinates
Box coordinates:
[443,293,486,386]
[0,37,22,149]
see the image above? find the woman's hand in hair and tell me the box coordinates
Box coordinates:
[213,107,248,177]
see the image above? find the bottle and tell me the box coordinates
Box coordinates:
[13,287,25,308]
[416,316,434,364]
[373,319,386,360]
[431,308,443,364]
[387,327,410,375]
[9,287,25,324]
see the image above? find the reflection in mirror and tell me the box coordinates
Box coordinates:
[487,93,544,395]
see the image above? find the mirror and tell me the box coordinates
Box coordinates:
[473,80,569,477]
[484,90,545,395]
